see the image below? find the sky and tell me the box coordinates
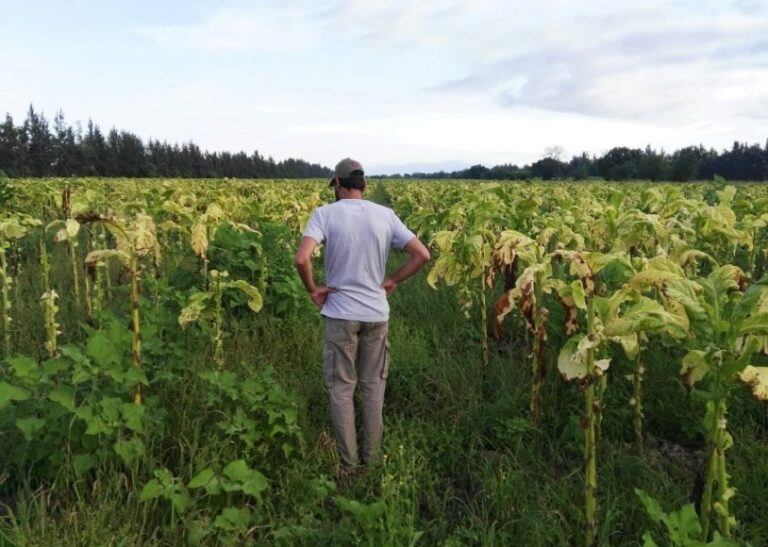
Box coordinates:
[1,0,767,174]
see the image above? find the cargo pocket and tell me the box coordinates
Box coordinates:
[322,344,336,389]
[380,339,390,379]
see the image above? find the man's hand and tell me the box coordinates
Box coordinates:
[310,286,335,309]
[381,278,397,296]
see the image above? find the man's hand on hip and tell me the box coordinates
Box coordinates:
[310,286,335,309]
[381,278,397,296]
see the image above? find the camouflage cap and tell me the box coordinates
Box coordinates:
[329,158,365,186]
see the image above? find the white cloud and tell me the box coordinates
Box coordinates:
[133,3,332,53]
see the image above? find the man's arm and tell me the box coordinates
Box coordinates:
[294,236,335,309]
[381,237,431,295]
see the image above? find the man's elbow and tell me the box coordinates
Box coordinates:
[294,254,310,268]
[416,247,431,264]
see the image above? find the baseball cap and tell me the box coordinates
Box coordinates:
[329,158,365,186]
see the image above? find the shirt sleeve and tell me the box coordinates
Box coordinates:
[390,210,416,250]
[303,208,326,244]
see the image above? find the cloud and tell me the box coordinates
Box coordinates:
[421,1,768,124]
[133,3,334,53]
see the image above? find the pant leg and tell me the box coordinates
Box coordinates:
[355,320,389,465]
[323,317,360,470]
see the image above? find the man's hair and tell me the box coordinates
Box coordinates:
[338,169,366,190]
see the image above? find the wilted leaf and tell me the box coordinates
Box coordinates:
[228,280,263,312]
[738,366,768,400]
[681,350,709,389]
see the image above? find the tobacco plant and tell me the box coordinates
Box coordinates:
[0,214,42,356]
[79,212,161,405]
[178,270,263,369]
[673,266,768,541]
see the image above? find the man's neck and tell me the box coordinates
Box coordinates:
[338,190,364,200]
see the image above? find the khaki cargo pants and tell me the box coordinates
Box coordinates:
[323,317,389,471]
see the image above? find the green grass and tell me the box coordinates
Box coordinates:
[0,241,767,546]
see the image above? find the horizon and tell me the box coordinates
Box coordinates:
[2,1,767,175]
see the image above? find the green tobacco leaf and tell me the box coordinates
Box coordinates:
[0,382,30,410]
[121,402,145,433]
[42,357,70,377]
[72,453,96,476]
[7,357,39,380]
[663,503,703,544]
[114,438,146,466]
[188,467,222,495]
[48,385,75,411]
[635,488,664,522]
[172,491,192,514]
[738,312,768,336]
[604,297,688,339]
[222,459,269,498]
[86,331,121,368]
[641,532,659,547]
[214,506,252,532]
[139,479,164,502]
[16,417,46,441]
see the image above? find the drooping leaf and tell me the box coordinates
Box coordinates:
[681,350,709,389]
[228,280,263,313]
[738,366,768,400]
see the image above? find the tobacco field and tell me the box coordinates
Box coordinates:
[0,177,767,546]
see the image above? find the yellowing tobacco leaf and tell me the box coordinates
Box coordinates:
[738,366,768,400]
[681,350,709,389]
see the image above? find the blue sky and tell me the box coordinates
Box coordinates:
[2,0,767,174]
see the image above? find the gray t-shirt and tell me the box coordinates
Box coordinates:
[303,199,416,322]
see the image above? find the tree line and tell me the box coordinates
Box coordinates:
[387,143,768,182]
[0,106,332,179]
[2,105,766,181]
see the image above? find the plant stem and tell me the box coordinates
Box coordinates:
[633,351,645,450]
[715,399,732,538]
[701,397,731,540]
[478,256,489,370]
[584,298,598,547]
[0,248,10,357]
[101,224,112,300]
[68,238,80,302]
[700,402,717,541]
[530,268,545,425]
[130,253,143,405]
[213,274,224,370]
[40,240,50,293]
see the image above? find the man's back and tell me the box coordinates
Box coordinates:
[304,199,414,322]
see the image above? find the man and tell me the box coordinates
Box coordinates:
[294,158,430,478]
